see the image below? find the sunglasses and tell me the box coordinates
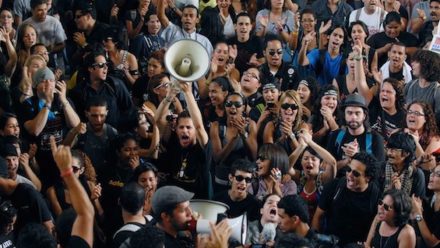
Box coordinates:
[378,199,393,211]
[154,82,170,89]
[257,155,267,161]
[225,101,243,108]
[234,175,252,183]
[280,103,298,110]
[268,49,283,56]
[92,62,109,69]
[72,166,81,173]
[346,166,362,177]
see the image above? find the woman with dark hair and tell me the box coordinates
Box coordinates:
[0,9,17,110]
[367,11,419,68]
[264,90,304,154]
[250,143,297,200]
[46,149,103,217]
[102,29,139,89]
[371,78,406,140]
[365,189,416,248]
[405,49,440,121]
[216,0,236,39]
[125,0,153,41]
[288,128,337,220]
[348,20,378,76]
[132,49,166,106]
[129,162,158,218]
[0,112,19,137]
[204,76,231,125]
[142,73,182,113]
[411,164,440,247]
[296,77,318,119]
[310,85,340,146]
[404,101,440,158]
[210,92,257,192]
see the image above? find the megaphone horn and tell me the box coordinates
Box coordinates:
[165,39,210,83]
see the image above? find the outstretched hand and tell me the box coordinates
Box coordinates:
[50,136,72,172]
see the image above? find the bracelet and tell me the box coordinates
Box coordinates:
[353,55,363,61]
[60,168,73,178]
[43,103,51,109]
[289,132,295,140]
[165,96,173,103]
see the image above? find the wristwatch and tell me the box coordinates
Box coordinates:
[43,103,51,109]
[415,214,423,222]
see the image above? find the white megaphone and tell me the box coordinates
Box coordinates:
[164,39,210,84]
[188,200,247,245]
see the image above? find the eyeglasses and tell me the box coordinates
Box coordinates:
[407,110,424,117]
[430,170,440,177]
[92,62,109,69]
[154,82,170,89]
[234,175,252,183]
[378,199,393,211]
[346,166,362,177]
[280,103,298,110]
[225,101,243,108]
[243,71,259,80]
[268,49,283,56]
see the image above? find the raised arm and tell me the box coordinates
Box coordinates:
[353,43,376,105]
[50,136,94,247]
[157,0,170,28]
[180,82,209,146]
[298,31,315,66]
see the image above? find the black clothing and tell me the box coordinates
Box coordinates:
[259,63,299,92]
[318,178,380,245]
[371,223,404,248]
[113,222,147,248]
[371,109,406,141]
[214,191,261,221]
[6,183,52,233]
[69,75,134,129]
[67,236,90,248]
[419,21,435,48]
[311,0,353,27]
[226,36,264,75]
[0,233,15,248]
[326,128,385,163]
[159,135,213,199]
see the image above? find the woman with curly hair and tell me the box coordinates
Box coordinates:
[405,49,440,121]
[309,85,340,146]
[371,78,406,141]
[405,101,440,159]
[46,149,103,218]
[264,90,304,154]
[365,189,416,248]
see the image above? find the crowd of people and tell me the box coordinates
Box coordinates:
[0,0,439,247]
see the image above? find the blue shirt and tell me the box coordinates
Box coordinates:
[307,49,344,86]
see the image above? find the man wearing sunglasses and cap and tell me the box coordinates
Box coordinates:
[326,94,385,172]
[259,35,299,92]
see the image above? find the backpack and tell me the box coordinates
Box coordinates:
[334,128,373,155]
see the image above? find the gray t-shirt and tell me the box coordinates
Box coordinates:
[404,79,440,116]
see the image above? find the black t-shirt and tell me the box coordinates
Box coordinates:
[371,109,406,141]
[0,233,15,248]
[318,178,380,245]
[112,222,147,248]
[259,63,299,92]
[419,197,440,248]
[367,31,419,67]
[7,183,52,233]
[227,36,264,75]
[67,236,90,248]
[213,191,261,221]
[326,128,385,163]
[160,135,213,199]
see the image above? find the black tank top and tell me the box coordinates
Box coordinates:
[371,222,405,248]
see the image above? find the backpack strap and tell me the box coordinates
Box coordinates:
[355,9,362,21]
[335,129,346,155]
[366,132,373,154]
[113,224,142,240]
